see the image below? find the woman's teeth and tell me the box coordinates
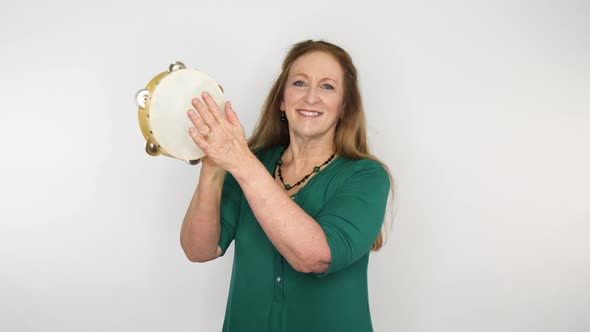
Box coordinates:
[298,110,321,117]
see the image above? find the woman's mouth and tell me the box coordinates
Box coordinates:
[297,109,322,118]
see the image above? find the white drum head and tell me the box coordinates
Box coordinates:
[149,69,225,161]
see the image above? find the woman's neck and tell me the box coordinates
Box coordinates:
[283,137,336,171]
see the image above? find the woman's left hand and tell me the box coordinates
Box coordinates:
[187,92,252,173]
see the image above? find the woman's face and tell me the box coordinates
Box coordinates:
[281,51,345,142]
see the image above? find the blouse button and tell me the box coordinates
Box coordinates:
[276,277,282,282]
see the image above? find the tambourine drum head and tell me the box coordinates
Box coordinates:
[149,69,225,161]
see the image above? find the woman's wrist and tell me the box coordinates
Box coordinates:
[200,162,227,184]
[228,152,262,183]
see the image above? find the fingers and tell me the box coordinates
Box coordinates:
[188,127,211,153]
[188,97,245,150]
[225,102,245,135]
[188,99,249,172]
[191,94,219,130]
[225,101,246,139]
[202,92,223,123]
[187,108,212,137]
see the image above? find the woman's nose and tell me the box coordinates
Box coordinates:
[304,87,320,104]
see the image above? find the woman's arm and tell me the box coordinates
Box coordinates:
[180,161,226,262]
[232,155,332,273]
[187,94,331,272]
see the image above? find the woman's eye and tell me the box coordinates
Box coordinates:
[322,84,335,90]
[293,80,305,87]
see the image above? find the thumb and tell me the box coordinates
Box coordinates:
[225,101,241,126]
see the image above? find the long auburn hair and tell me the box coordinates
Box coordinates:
[248,40,394,251]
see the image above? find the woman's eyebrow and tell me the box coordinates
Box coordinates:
[290,73,338,82]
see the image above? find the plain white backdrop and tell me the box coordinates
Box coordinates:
[1,0,588,331]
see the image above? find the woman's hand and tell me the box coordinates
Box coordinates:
[187,92,252,174]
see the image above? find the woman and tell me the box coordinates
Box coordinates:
[180,40,393,332]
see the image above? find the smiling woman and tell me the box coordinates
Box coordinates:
[280,51,345,142]
[180,40,394,332]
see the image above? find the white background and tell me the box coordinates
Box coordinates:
[1,0,589,331]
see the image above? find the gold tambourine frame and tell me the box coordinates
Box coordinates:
[135,61,224,165]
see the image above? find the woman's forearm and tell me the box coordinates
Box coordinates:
[231,154,331,273]
[180,165,226,262]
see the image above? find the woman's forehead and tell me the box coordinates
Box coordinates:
[289,51,343,80]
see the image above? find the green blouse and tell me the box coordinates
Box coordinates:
[217,146,390,332]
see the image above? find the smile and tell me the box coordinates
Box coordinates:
[297,109,322,117]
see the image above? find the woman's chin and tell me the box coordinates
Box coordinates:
[289,127,335,142]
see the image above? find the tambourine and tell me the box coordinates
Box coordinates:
[135,61,225,165]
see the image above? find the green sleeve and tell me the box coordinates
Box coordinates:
[218,172,242,256]
[315,160,390,277]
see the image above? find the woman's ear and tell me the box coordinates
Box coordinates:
[280,100,285,111]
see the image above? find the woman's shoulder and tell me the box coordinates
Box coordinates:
[322,156,390,194]
[318,156,390,202]
[335,156,388,178]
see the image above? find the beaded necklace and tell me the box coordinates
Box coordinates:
[274,148,336,191]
